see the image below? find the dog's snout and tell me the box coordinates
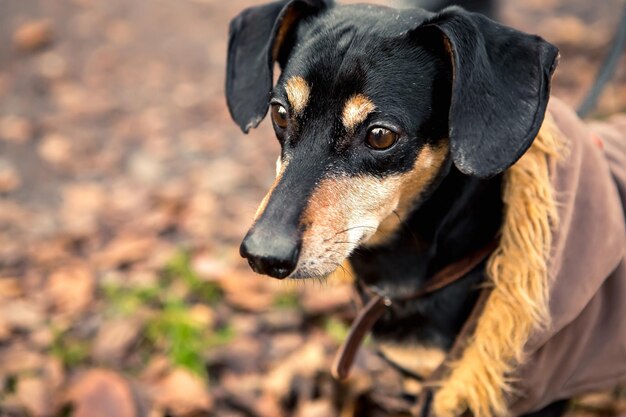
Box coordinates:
[240,228,301,279]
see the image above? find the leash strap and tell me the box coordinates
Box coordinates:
[331,240,498,381]
[331,294,390,380]
[396,239,499,302]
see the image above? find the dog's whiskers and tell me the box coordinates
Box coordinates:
[336,262,354,282]
[321,260,354,282]
[323,225,377,242]
[392,209,421,247]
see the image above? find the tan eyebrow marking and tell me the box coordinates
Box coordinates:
[342,94,376,130]
[285,76,310,114]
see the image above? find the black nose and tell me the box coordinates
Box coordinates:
[239,228,301,279]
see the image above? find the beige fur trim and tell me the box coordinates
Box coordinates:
[433,115,563,417]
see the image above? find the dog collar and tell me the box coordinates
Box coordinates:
[331,239,499,381]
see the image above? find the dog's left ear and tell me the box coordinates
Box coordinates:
[226,0,331,133]
[420,7,559,178]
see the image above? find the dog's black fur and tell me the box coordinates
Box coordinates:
[226,2,562,416]
[352,168,503,347]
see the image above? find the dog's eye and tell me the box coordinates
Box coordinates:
[271,104,289,129]
[366,127,397,150]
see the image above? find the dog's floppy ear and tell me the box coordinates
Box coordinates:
[422,7,558,178]
[226,0,331,133]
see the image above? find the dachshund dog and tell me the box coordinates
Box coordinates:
[225,1,626,417]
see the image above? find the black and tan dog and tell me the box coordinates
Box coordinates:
[225,1,626,417]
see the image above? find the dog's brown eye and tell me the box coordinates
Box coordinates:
[366,127,397,150]
[271,104,289,129]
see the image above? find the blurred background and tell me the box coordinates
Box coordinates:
[0,0,625,416]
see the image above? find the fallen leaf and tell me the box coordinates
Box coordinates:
[0,300,45,331]
[13,19,54,51]
[188,304,215,327]
[38,133,73,166]
[541,15,605,47]
[268,333,304,359]
[147,368,213,416]
[0,277,23,299]
[27,238,73,267]
[66,369,138,417]
[256,393,285,417]
[0,115,33,143]
[16,376,52,417]
[46,265,94,315]
[301,285,353,316]
[61,183,106,236]
[260,310,303,332]
[220,271,275,312]
[0,317,11,342]
[0,159,21,193]
[42,357,65,391]
[0,74,7,98]
[141,355,171,382]
[173,83,202,109]
[92,318,143,364]
[295,399,336,417]
[191,252,230,281]
[208,336,262,374]
[30,327,54,349]
[0,345,44,374]
[180,193,218,238]
[95,234,156,268]
[38,52,67,79]
[105,19,133,45]
[265,342,327,398]
[128,151,164,184]
[127,269,159,287]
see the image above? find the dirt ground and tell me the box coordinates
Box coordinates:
[0,0,625,416]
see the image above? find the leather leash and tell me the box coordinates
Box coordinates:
[331,239,499,381]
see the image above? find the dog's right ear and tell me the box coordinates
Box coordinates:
[417,7,558,178]
[226,0,331,133]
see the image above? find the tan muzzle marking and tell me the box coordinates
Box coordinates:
[292,143,449,277]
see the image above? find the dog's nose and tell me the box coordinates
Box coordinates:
[240,228,301,279]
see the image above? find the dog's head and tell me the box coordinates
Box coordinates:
[226,1,558,279]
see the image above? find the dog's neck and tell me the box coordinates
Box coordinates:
[349,167,503,348]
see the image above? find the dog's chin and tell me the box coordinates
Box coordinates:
[287,266,337,280]
[286,255,354,280]
[284,230,377,280]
